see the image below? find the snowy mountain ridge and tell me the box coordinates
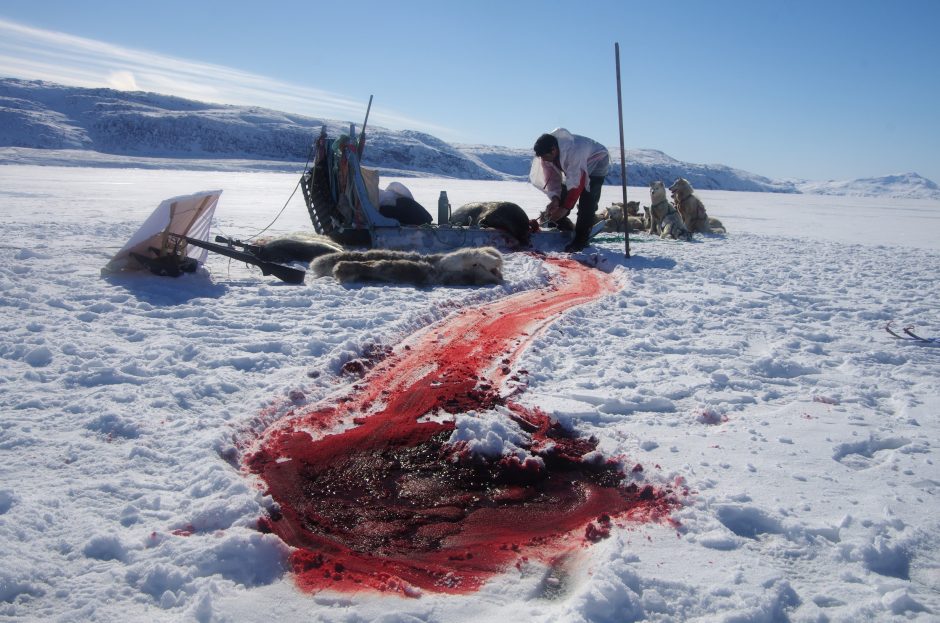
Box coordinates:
[1,77,937,199]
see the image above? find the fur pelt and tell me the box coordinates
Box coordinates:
[669,178,726,234]
[310,247,504,287]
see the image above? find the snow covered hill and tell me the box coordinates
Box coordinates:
[454,144,797,193]
[1,77,938,199]
[795,173,940,200]
[0,78,497,180]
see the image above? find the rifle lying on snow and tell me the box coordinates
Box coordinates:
[209,235,265,256]
[174,234,307,284]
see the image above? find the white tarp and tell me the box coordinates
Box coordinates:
[102,190,222,274]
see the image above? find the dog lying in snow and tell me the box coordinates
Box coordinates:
[646,181,691,240]
[595,201,644,233]
[310,247,504,287]
[669,178,726,234]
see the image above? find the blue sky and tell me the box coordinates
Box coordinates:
[1,0,938,183]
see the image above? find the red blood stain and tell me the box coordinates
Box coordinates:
[584,514,612,542]
[246,257,679,595]
[695,408,727,425]
[172,524,195,537]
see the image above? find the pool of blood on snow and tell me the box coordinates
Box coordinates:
[246,257,681,595]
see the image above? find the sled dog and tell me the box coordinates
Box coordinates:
[595,201,643,232]
[669,178,725,234]
[647,181,691,241]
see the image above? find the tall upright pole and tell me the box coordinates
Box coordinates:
[615,43,631,258]
[357,95,373,157]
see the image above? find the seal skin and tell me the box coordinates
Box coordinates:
[256,237,342,263]
[449,202,531,246]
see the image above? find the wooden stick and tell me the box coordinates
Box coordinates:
[614,43,631,258]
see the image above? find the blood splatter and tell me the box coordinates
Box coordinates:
[171,525,195,537]
[246,257,679,595]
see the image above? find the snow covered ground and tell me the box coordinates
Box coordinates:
[1,164,938,622]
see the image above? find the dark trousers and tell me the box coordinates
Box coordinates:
[573,175,605,243]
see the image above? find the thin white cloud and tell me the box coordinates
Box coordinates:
[0,17,455,136]
[107,70,138,91]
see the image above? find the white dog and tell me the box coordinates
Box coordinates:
[647,181,691,241]
[595,201,644,232]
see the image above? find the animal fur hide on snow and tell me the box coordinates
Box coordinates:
[310,247,504,287]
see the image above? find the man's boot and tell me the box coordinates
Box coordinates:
[565,206,596,252]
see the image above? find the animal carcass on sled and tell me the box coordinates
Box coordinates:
[299,126,604,253]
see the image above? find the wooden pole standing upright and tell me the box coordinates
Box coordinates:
[614,42,630,258]
[357,94,373,157]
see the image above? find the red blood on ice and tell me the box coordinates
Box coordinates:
[246,258,679,595]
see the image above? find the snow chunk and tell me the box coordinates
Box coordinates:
[0,490,16,515]
[715,505,783,539]
[85,413,141,439]
[749,355,818,379]
[183,531,288,587]
[861,537,911,579]
[446,409,541,467]
[83,534,128,561]
[129,563,189,600]
[881,588,926,614]
[697,529,742,551]
[0,567,44,603]
[24,346,53,367]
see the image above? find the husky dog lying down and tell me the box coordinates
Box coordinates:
[310,247,504,287]
[595,201,644,232]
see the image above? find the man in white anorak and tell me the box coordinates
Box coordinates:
[530,129,610,252]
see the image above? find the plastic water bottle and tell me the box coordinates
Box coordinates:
[438,191,450,226]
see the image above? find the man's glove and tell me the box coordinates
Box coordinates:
[540,197,569,224]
